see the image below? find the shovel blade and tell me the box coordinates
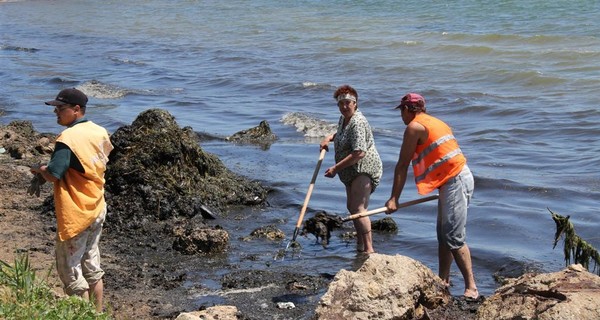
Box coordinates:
[199,204,217,219]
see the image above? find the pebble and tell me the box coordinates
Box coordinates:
[276,302,295,309]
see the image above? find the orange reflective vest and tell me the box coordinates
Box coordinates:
[54,121,113,241]
[411,113,466,195]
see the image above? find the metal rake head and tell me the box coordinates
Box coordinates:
[274,239,303,261]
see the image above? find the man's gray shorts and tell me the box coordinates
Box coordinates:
[437,165,474,250]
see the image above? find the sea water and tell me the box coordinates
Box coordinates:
[1,0,599,299]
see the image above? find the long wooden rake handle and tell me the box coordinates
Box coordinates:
[291,149,327,241]
[342,194,439,222]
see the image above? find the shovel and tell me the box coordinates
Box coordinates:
[342,194,439,222]
[284,148,327,252]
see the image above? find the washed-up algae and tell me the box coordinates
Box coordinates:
[105,108,268,232]
[550,208,600,275]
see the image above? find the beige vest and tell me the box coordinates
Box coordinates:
[54,121,113,241]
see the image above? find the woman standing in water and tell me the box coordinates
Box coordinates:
[320,85,383,254]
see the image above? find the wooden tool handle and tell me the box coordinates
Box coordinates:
[294,149,327,229]
[342,194,439,222]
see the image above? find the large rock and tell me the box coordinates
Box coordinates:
[315,253,450,319]
[242,224,285,241]
[172,224,229,254]
[477,264,600,320]
[0,121,54,159]
[175,306,239,320]
[226,120,277,145]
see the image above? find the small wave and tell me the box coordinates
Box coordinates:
[458,104,493,113]
[79,80,167,99]
[528,34,568,44]
[435,44,494,56]
[382,39,422,49]
[496,70,566,87]
[474,175,583,199]
[0,45,39,53]
[335,47,372,54]
[78,80,130,99]
[442,32,565,46]
[281,112,336,138]
[476,34,524,43]
[108,56,147,66]
[48,77,79,85]
[301,82,333,90]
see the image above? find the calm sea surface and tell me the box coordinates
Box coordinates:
[2,0,599,301]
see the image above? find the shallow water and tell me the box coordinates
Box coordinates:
[1,0,599,300]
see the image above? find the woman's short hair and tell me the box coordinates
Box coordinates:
[333,85,358,102]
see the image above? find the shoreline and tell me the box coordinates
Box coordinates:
[4,119,597,319]
[0,119,483,319]
[0,120,332,319]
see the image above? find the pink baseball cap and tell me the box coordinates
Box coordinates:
[395,93,425,109]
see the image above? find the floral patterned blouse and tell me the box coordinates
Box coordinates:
[333,109,383,192]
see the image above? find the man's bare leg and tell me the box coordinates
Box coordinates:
[452,244,478,298]
[89,279,104,313]
[438,243,453,286]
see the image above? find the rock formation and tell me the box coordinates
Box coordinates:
[315,254,450,319]
[315,254,600,320]
[0,120,54,159]
[226,120,277,149]
[477,264,600,320]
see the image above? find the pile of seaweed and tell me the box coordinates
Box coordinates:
[105,108,268,232]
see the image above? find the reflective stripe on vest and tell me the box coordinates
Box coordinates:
[413,142,463,183]
[411,113,466,194]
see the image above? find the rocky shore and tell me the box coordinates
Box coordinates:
[1,111,599,320]
[0,114,328,319]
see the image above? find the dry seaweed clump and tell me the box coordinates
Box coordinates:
[105,108,268,230]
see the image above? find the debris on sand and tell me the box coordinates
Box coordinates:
[242,225,285,241]
[172,224,229,254]
[371,217,398,233]
[226,120,277,150]
[301,211,343,247]
[227,120,277,143]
